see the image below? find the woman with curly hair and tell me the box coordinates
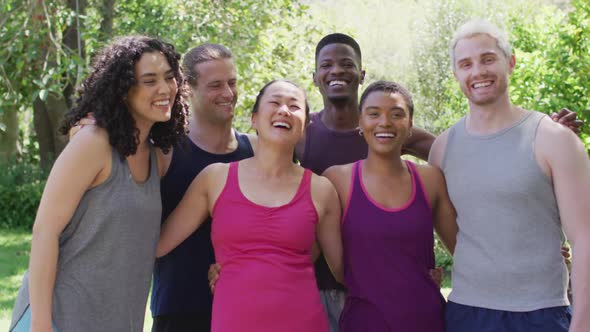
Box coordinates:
[9,35,188,332]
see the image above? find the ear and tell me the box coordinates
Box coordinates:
[312,71,319,87]
[251,112,258,131]
[360,69,366,85]
[508,54,516,74]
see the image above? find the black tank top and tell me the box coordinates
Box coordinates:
[152,130,254,316]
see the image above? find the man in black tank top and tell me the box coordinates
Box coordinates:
[150,44,255,332]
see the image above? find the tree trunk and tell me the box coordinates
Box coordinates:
[100,0,116,41]
[32,0,87,170]
[0,108,19,164]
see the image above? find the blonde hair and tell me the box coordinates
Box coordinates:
[449,19,512,70]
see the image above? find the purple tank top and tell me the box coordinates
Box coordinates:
[302,110,368,290]
[339,160,445,332]
[301,111,368,175]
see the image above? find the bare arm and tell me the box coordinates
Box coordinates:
[312,175,344,283]
[428,129,450,169]
[429,167,458,254]
[157,164,223,257]
[538,119,590,332]
[29,127,110,331]
[402,126,436,161]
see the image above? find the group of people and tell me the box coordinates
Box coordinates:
[9,18,589,332]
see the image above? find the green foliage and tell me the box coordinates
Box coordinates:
[434,234,453,273]
[510,0,590,152]
[87,0,323,131]
[0,158,46,229]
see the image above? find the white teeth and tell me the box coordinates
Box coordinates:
[375,133,395,138]
[329,80,346,87]
[153,100,169,106]
[473,82,492,89]
[272,121,291,129]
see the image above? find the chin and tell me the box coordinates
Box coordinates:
[327,94,351,104]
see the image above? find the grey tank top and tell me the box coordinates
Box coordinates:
[442,111,569,311]
[11,146,161,332]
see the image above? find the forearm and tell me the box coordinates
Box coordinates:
[28,230,59,330]
[402,126,436,161]
[570,239,590,331]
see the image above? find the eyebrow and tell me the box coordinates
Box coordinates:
[138,69,174,78]
[457,51,498,63]
[364,105,406,112]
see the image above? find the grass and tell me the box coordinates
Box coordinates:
[0,229,449,331]
[0,228,31,331]
[0,229,154,331]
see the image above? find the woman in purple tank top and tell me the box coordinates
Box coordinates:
[322,81,458,332]
[157,80,343,332]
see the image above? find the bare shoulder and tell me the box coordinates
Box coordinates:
[69,125,110,148]
[323,163,353,189]
[311,171,337,194]
[413,162,445,190]
[536,115,586,160]
[322,163,353,182]
[64,125,111,163]
[310,171,339,204]
[201,162,231,181]
[429,128,452,167]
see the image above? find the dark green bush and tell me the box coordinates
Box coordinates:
[0,159,46,230]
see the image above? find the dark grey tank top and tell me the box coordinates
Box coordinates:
[11,145,161,332]
[442,111,569,311]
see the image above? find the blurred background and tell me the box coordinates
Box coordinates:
[0,0,588,329]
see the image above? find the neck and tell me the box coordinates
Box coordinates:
[250,140,296,177]
[134,120,152,153]
[466,94,524,135]
[363,149,405,176]
[321,96,360,131]
[188,112,236,154]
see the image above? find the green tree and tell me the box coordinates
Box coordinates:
[0,0,324,169]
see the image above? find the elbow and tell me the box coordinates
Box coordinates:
[155,242,168,258]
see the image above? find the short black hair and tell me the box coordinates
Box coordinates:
[252,79,310,126]
[359,80,414,118]
[315,33,362,67]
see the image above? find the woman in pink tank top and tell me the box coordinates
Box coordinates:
[156,80,343,332]
[322,81,458,331]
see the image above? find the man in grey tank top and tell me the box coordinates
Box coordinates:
[429,19,590,332]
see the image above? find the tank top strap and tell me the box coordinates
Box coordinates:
[148,143,159,183]
[353,160,362,188]
[227,161,240,191]
[404,160,432,210]
[295,168,313,198]
[342,160,363,221]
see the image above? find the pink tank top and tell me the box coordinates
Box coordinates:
[210,162,329,332]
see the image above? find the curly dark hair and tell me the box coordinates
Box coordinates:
[60,35,189,156]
